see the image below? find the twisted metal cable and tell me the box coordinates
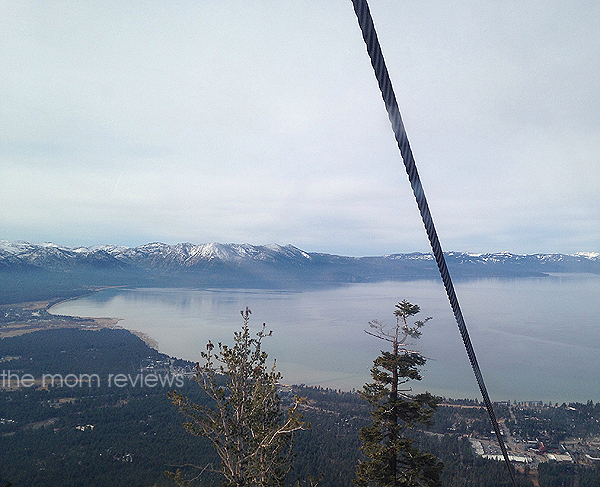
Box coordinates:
[350,1,517,485]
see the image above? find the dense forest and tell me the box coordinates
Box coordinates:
[1,327,600,486]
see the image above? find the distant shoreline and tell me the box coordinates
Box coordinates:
[47,285,129,310]
[6,280,600,405]
[1,291,159,350]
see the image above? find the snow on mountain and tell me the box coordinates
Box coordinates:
[574,252,600,259]
[1,240,599,278]
[0,240,77,269]
[90,242,313,269]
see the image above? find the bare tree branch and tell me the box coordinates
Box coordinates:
[169,309,306,486]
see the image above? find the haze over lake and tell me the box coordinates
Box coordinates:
[50,275,600,404]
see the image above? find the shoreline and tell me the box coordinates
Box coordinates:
[46,285,130,310]
[1,289,160,351]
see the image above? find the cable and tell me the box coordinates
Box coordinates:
[350,1,518,485]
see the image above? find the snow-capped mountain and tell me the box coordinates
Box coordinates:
[0,240,314,271]
[1,240,600,305]
[114,241,313,269]
[2,240,599,275]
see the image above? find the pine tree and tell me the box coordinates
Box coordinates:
[356,300,443,487]
[169,308,306,486]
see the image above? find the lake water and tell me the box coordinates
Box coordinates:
[49,275,600,404]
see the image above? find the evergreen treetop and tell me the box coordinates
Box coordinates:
[356,300,443,487]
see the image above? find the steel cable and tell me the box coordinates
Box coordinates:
[350,1,517,485]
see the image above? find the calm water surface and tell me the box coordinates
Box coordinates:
[50,275,600,403]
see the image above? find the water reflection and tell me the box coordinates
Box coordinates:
[50,275,600,403]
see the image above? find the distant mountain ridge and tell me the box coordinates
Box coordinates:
[0,241,314,272]
[1,240,599,304]
[2,239,600,275]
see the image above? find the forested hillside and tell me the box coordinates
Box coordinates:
[1,327,599,486]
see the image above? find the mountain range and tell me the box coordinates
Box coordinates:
[1,240,599,304]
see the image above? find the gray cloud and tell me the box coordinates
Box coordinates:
[1,1,599,255]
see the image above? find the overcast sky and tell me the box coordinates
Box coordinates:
[2,1,599,256]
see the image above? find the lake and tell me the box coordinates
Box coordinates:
[49,275,600,404]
